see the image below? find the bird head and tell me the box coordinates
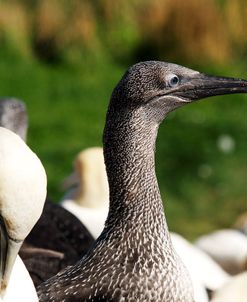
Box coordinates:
[110,61,247,124]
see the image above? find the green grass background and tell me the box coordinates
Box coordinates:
[1,0,247,239]
[1,47,247,239]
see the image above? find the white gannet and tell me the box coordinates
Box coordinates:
[211,271,247,302]
[61,147,109,239]
[0,98,94,287]
[195,229,247,274]
[0,127,47,300]
[171,233,230,302]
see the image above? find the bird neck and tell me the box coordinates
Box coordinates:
[103,107,169,240]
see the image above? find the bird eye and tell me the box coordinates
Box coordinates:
[167,74,180,87]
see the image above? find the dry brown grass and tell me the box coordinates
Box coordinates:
[224,0,247,52]
[138,0,231,64]
[34,1,97,48]
[34,1,65,43]
[0,2,31,56]
[0,0,246,64]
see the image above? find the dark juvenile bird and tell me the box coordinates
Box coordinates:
[21,199,94,286]
[37,61,247,302]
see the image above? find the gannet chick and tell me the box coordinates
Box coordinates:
[62,148,230,300]
[22,199,94,287]
[38,61,247,302]
[61,147,109,238]
[63,148,230,301]
[0,127,47,299]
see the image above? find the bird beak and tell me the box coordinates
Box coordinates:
[172,73,247,101]
[61,171,79,190]
[0,217,22,297]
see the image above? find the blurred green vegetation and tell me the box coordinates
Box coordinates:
[0,0,247,239]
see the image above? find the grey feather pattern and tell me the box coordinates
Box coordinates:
[37,61,195,302]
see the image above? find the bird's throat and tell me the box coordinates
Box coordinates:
[103,108,170,241]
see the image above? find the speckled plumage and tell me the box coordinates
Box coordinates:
[21,199,94,287]
[37,61,247,301]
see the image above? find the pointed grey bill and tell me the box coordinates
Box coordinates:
[171,73,247,101]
